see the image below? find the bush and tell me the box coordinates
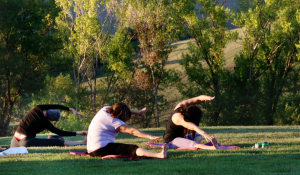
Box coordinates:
[274,95,300,125]
[53,112,90,132]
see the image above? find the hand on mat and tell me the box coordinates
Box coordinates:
[69,108,84,117]
[203,133,214,142]
[148,135,161,142]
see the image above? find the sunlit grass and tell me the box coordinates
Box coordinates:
[1,126,300,174]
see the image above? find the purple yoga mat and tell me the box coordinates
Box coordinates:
[146,142,240,150]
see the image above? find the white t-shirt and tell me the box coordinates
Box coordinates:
[87,106,125,153]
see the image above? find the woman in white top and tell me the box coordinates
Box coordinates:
[87,102,167,158]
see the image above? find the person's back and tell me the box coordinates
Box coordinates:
[87,106,125,153]
[163,109,185,143]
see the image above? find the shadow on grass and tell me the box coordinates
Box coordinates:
[202,127,300,134]
[0,136,12,146]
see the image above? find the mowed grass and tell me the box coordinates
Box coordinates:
[1,126,300,175]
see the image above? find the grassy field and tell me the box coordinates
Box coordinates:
[1,126,300,175]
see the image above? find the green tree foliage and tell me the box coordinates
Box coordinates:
[31,74,89,109]
[100,29,160,127]
[178,0,238,125]
[55,0,115,111]
[225,0,300,125]
[98,29,137,106]
[0,0,61,136]
[274,95,300,125]
[116,0,180,127]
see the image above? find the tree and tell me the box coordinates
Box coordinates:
[99,28,158,127]
[230,0,300,125]
[55,0,115,111]
[98,29,138,106]
[178,0,238,124]
[0,0,61,136]
[116,0,180,127]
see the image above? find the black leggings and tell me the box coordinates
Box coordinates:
[89,143,139,157]
[10,135,64,147]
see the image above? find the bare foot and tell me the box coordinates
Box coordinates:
[160,143,168,158]
[211,138,220,149]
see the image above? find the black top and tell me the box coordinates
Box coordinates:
[163,108,185,143]
[16,105,76,137]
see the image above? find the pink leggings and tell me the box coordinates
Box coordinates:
[167,133,202,149]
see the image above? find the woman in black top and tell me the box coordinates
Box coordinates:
[10,104,87,147]
[163,95,220,149]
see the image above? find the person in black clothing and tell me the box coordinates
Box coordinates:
[163,95,220,149]
[10,105,87,148]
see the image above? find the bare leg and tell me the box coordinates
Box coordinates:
[195,138,219,150]
[64,135,87,146]
[136,143,168,158]
[64,140,86,146]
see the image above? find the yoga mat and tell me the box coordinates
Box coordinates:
[69,150,147,160]
[146,142,240,150]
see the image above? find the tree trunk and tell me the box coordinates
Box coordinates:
[0,77,18,136]
[93,53,98,112]
[151,69,160,127]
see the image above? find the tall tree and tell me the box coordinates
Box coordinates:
[178,0,238,124]
[230,0,300,125]
[0,0,61,136]
[117,0,180,127]
[55,0,115,111]
[100,28,158,127]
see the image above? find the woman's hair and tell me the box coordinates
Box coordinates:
[175,105,203,138]
[107,102,132,122]
[46,110,61,121]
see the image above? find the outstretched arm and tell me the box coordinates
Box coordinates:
[76,131,88,136]
[130,107,147,117]
[117,124,160,142]
[38,105,84,117]
[69,108,84,117]
[172,113,214,142]
[174,95,215,110]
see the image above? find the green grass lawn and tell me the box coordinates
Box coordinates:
[1,126,300,175]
